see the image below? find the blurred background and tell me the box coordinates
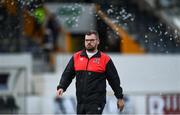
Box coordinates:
[0,0,180,114]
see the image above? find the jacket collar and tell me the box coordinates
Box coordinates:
[80,49,101,58]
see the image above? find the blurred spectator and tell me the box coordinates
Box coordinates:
[54,97,66,114]
[42,13,62,71]
[45,13,62,51]
[0,4,7,30]
[33,6,46,45]
[43,29,54,52]
[0,4,7,52]
[0,96,19,114]
[5,96,19,113]
[0,97,6,113]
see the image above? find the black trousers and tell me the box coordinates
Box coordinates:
[77,103,105,114]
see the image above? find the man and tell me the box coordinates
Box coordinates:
[56,30,124,114]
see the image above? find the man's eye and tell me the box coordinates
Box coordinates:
[86,39,96,41]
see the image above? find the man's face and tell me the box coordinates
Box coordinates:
[85,34,99,52]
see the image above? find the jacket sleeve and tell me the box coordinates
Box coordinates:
[57,56,75,92]
[105,59,123,99]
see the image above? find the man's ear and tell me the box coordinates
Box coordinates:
[97,39,100,45]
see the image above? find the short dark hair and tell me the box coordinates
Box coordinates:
[85,30,99,39]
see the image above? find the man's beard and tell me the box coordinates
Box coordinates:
[85,45,96,52]
[86,48,95,52]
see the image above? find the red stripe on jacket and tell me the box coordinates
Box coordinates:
[73,51,110,73]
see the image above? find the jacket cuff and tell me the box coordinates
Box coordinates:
[57,85,61,90]
[116,94,124,99]
[57,85,66,91]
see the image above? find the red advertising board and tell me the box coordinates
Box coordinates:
[147,94,180,114]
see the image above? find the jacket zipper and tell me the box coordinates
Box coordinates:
[83,58,90,102]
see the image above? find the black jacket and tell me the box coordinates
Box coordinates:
[57,50,123,104]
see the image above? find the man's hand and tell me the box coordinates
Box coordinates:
[56,88,64,97]
[117,99,125,112]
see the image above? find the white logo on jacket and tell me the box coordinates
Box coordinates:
[93,58,100,64]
